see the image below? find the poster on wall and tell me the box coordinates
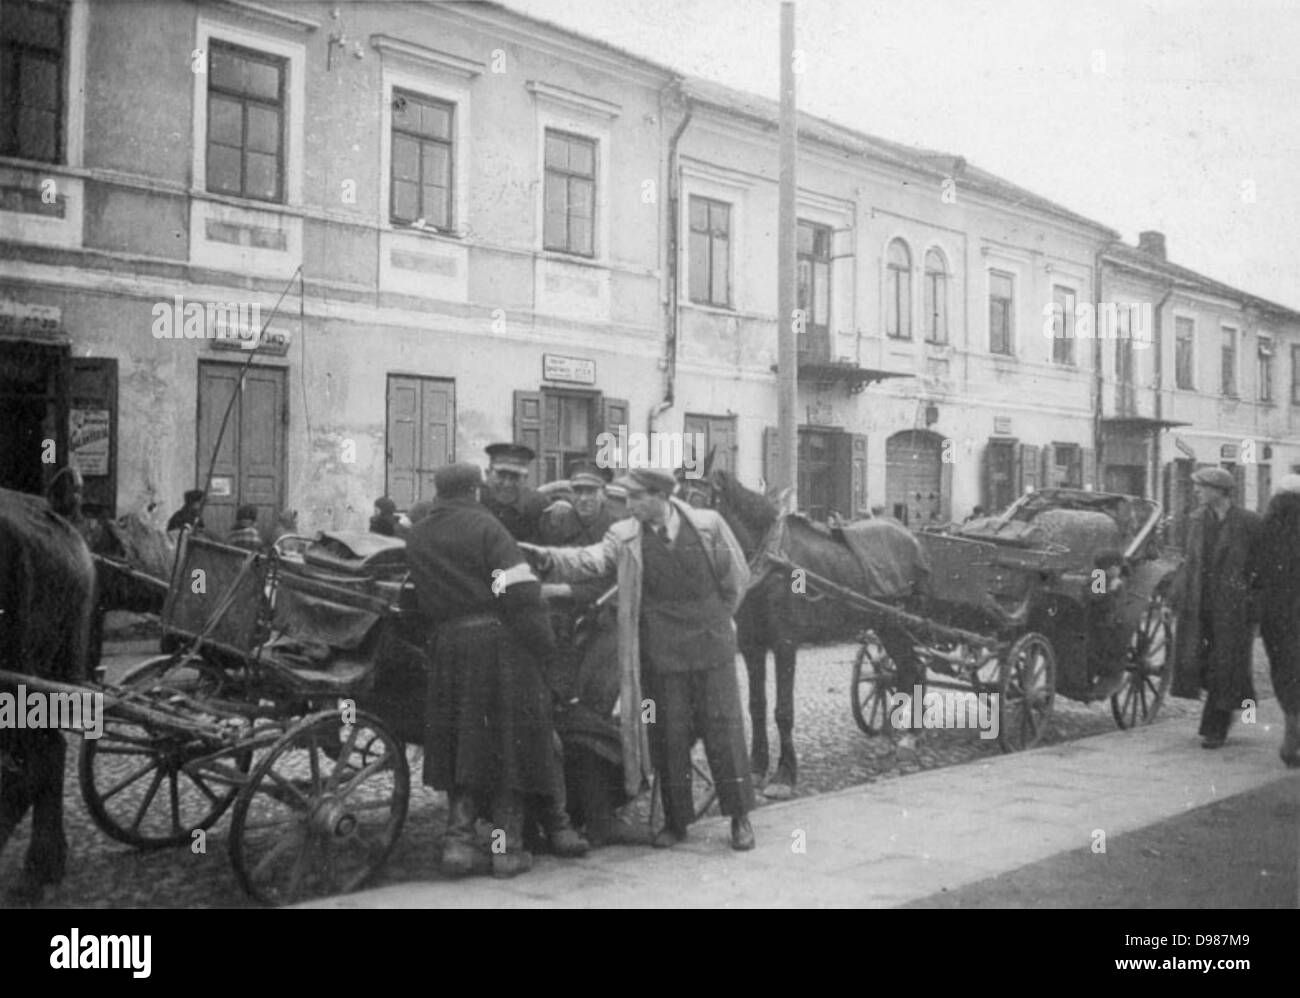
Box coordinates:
[69,409,111,476]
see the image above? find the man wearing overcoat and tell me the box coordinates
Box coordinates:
[1170,466,1263,748]
[525,467,757,850]
[405,462,574,878]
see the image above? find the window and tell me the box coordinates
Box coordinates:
[688,196,730,307]
[683,413,736,477]
[923,249,948,344]
[1292,344,1300,405]
[0,0,65,162]
[1175,316,1195,389]
[1050,442,1082,488]
[797,220,831,355]
[1221,326,1237,397]
[989,270,1014,355]
[1115,306,1134,383]
[390,90,453,229]
[1051,285,1076,365]
[206,41,285,202]
[1258,334,1275,403]
[885,239,911,339]
[543,129,595,256]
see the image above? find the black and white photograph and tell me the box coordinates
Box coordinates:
[0,0,1297,933]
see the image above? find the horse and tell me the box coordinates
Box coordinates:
[679,468,929,794]
[0,486,98,906]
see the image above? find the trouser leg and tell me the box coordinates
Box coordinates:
[646,670,694,833]
[1198,701,1232,741]
[540,735,588,856]
[695,665,756,818]
[491,786,532,878]
[440,786,486,877]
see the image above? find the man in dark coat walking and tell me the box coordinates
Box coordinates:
[1250,473,1300,766]
[1170,467,1262,748]
[405,463,579,878]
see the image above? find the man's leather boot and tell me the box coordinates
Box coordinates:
[545,798,589,857]
[492,790,533,879]
[441,788,488,877]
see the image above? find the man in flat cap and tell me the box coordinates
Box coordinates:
[482,442,549,543]
[166,489,206,538]
[406,462,583,878]
[1170,466,1262,748]
[523,466,757,851]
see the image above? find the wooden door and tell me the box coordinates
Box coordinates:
[886,430,943,526]
[387,375,454,508]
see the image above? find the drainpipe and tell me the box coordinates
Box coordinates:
[1151,285,1174,501]
[649,80,692,437]
[1093,250,1105,486]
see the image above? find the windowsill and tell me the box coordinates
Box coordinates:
[924,340,951,352]
[0,154,69,173]
[683,299,738,316]
[190,187,303,216]
[387,221,465,243]
[538,247,602,268]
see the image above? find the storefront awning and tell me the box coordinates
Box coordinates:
[779,359,914,394]
[1102,416,1191,432]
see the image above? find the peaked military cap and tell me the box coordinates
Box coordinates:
[485,442,536,474]
[568,460,610,489]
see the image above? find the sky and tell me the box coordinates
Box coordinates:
[503,0,1300,310]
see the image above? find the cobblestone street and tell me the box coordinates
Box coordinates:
[2,636,1221,909]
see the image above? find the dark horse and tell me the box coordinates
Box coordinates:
[0,486,97,906]
[680,469,925,793]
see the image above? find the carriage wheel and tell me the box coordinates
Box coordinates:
[79,715,249,849]
[1111,594,1173,729]
[117,652,240,700]
[997,632,1056,753]
[851,632,898,736]
[229,710,409,907]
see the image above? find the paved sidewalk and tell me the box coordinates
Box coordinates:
[306,696,1299,908]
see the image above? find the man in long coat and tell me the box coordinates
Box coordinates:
[1170,467,1262,748]
[405,463,574,878]
[525,467,756,850]
[1250,473,1300,766]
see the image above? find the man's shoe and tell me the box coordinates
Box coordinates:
[549,827,590,858]
[1201,736,1226,750]
[652,826,686,849]
[730,816,755,851]
[440,839,489,878]
[492,851,533,879]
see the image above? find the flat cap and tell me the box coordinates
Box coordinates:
[184,489,206,504]
[374,496,397,515]
[235,504,258,522]
[1273,473,1300,496]
[434,462,483,495]
[568,460,610,489]
[626,468,677,496]
[1191,467,1236,493]
[485,442,536,474]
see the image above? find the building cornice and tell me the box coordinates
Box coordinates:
[526,81,621,119]
[206,1,320,33]
[369,35,485,78]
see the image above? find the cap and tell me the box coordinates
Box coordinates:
[485,442,536,475]
[604,481,629,501]
[235,504,258,523]
[184,489,206,504]
[568,460,609,489]
[375,496,397,515]
[408,498,437,524]
[1273,473,1300,496]
[1191,467,1236,493]
[627,468,677,496]
[434,462,483,496]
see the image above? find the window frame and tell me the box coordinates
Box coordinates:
[988,269,1015,356]
[542,127,597,258]
[885,238,912,340]
[1174,314,1196,390]
[1292,343,1300,406]
[388,87,455,230]
[0,0,67,164]
[1221,324,1239,398]
[687,194,733,309]
[796,218,832,344]
[1115,305,1134,384]
[1051,284,1077,366]
[204,38,287,204]
[923,248,948,345]
[1257,333,1275,403]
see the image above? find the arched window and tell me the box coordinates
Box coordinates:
[923,249,948,344]
[886,239,911,339]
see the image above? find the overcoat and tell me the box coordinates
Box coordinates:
[541,498,750,796]
[1170,503,1262,708]
[1250,492,1300,714]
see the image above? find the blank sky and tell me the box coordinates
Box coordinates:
[504,0,1300,309]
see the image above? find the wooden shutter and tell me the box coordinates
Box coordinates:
[67,357,118,517]
[762,426,779,491]
[419,379,454,502]
[832,432,854,519]
[513,390,543,488]
[601,395,630,477]
[1020,442,1041,494]
[1080,447,1096,491]
[850,433,868,518]
[387,376,420,509]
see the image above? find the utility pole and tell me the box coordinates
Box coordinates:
[776,1,798,501]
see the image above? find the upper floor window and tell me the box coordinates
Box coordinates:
[923,249,948,344]
[1258,334,1275,403]
[390,90,453,230]
[1292,344,1300,405]
[989,270,1014,355]
[885,239,911,339]
[688,195,730,307]
[543,129,595,256]
[1174,316,1195,389]
[0,0,66,163]
[1221,326,1238,397]
[1115,306,1134,384]
[1051,285,1076,365]
[797,219,831,345]
[206,41,285,203]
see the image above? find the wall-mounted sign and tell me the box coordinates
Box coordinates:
[209,476,233,498]
[1174,437,1196,459]
[993,416,1012,435]
[0,299,61,340]
[69,409,110,476]
[1219,443,1238,461]
[543,353,596,385]
[210,326,292,356]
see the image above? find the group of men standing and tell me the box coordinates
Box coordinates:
[404,442,756,879]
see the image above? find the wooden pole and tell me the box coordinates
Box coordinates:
[776,2,799,500]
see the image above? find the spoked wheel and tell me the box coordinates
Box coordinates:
[1112,593,1173,729]
[118,652,244,702]
[851,631,898,735]
[229,710,409,907]
[997,632,1056,753]
[79,716,249,848]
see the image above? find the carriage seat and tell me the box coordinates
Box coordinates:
[302,531,407,577]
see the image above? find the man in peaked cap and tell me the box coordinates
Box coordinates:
[482,442,549,543]
[1170,465,1262,748]
[539,459,617,549]
[405,461,584,878]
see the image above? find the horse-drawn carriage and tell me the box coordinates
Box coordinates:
[773,488,1179,752]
